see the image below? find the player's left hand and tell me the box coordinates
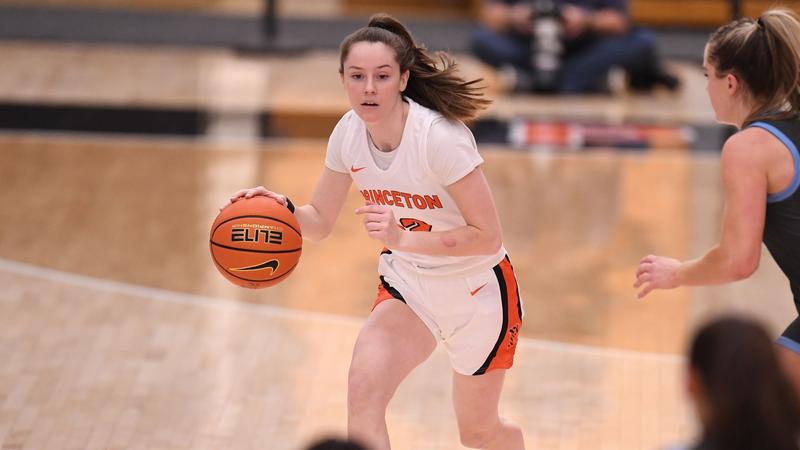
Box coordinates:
[634,255,681,299]
[355,202,402,247]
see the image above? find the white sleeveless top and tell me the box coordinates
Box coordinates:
[325,97,506,276]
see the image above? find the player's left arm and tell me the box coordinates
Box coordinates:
[355,166,503,256]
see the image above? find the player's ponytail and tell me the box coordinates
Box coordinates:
[339,13,491,122]
[707,8,800,125]
[760,9,800,116]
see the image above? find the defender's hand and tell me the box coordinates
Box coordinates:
[634,255,682,299]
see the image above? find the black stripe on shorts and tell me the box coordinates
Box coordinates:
[379,275,406,304]
[473,262,509,375]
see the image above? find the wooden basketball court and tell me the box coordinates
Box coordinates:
[0,3,796,449]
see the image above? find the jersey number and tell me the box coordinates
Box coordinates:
[399,218,432,232]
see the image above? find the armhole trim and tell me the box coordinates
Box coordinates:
[748,121,800,203]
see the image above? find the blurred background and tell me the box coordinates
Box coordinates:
[0,1,798,449]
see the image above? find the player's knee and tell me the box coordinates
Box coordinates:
[347,365,390,412]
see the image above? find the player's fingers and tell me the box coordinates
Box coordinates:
[639,255,656,264]
[224,189,280,209]
[360,213,384,224]
[267,192,286,204]
[243,186,278,199]
[635,263,652,277]
[364,223,384,233]
[224,192,250,208]
[637,284,654,299]
[243,186,264,198]
[230,188,251,200]
[633,273,650,288]
[355,205,385,215]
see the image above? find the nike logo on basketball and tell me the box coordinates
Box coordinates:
[231,259,279,274]
[470,283,488,296]
[351,165,366,173]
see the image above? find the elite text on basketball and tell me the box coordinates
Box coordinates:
[231,228,283,245]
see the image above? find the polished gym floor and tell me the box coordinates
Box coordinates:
[0,17,795,450]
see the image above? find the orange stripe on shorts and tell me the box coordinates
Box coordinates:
[474,255,523,375]
[373,275,405,311]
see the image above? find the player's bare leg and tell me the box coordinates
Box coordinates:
[452,369,525,450]
[347,299,437,450]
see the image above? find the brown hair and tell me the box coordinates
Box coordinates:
[339,13,491,122]
[689,316,800,450]
[706,8,800,125]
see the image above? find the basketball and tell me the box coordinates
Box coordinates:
[210,196,302,289]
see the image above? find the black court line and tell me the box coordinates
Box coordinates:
[0,103,208,135]
[0,101,734,151]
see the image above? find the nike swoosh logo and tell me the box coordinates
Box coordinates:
[231,259,279,274]
[351,165,366,173]
[470,283,488,296]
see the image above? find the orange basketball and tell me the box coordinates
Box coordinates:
[210,196,302,289]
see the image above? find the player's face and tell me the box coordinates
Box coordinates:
[703,45,735,125]
[341,41,409,123]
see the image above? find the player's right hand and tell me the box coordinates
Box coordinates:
[633,254,681,299]
[221,186,287,210]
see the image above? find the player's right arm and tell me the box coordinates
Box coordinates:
[294,168,352,241]
[225,113,354,240]
[224,168,352,242]
[634,130,768,298]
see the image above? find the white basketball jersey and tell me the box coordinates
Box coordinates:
[325,97,506,276]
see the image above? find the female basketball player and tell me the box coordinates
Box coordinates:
[634,8,800,392]
[224,14,524,450]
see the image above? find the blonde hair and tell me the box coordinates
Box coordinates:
[707,8,800,125]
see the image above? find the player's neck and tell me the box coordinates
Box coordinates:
[731,97,757,129]
[366,99,408,152]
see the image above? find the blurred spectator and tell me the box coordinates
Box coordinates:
[680,316,800,450]
[471,0,679,93]
[305,437,369,450]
